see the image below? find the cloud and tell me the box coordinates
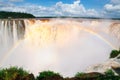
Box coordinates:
[104,0,120,18]
[0,2,25,12]
[0,2,14,7]
[0,0,99,17]
[40,0,98,17]
[8,0,23,2]
[110,0,120,4]
[1,0,120,18]
[104,4,120,12]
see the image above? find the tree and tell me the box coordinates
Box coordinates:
[36,70,62,80]
[110,49,120,58]
[0,66,29,80]
[0,11,35,18]
[105,69,115,76]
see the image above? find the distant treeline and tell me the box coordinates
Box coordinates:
[0,11,35,18]
[37,16,120,20]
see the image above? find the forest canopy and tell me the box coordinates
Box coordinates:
[0,11,35,18]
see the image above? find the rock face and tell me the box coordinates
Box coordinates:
[110,22,120,40]
[112,67,120,75]
[86,56,120,75]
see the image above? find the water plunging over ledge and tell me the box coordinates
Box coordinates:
[0,18,120,77]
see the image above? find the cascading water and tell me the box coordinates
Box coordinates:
[0,20,25,48]
[0,18,120,77]
[0,20,25,65]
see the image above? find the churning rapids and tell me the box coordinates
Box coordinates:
[0,18,120,77]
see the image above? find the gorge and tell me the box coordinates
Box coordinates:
[0,18,120,77]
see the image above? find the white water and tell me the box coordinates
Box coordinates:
[0,19,119,77]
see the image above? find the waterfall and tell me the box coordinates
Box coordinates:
[0,19,119,77]
[0,20,25,48]
[110,22,120,41]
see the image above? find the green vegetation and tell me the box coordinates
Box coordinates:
[75,72,103,79]
[110,49,120,58]
[0,66,29,80]
[36,70,62,80]
[74,70,120,80]
[105,69,115,76]
[75,72,85,78]
[96,69,120,80]
[0,67,120,80]
[0,11,35,18]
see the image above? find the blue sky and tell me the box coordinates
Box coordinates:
[0,0,120,18]
[24,0,108,9]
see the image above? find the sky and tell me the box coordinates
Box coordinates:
[0,0,120,18]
